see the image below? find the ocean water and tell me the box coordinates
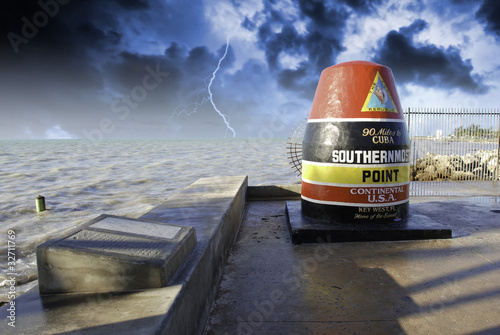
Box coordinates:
[0,138,299,301]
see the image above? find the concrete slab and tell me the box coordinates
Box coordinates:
[205,194,500,335]
[1,284,182,334]
[286,201,452,244]
[37,215,196,294]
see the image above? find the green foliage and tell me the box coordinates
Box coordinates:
[452,124,499,140]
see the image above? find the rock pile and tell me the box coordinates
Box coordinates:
[411,150,499,181]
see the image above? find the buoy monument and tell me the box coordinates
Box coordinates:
[301,61,410,223]
[285,60,451,243]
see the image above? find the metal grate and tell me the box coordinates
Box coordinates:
[286,118,307,176]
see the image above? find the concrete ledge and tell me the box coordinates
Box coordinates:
[286,201,452,244]
[0,176,247,334]
[247,184,301,200]
[37,215,196,294]
[138,175,248,335]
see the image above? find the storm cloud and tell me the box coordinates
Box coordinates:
[373,19,488,94]
[0,0,498,139]
[476,0,500,38]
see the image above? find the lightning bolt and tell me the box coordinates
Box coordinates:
[169,89,210,119]
[207,36,236,137]
[170,36,236,137]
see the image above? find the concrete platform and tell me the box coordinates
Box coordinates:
[205,182,500,335]
[1,179,500,335]
[37,215,196,294]
[286,201,452,244]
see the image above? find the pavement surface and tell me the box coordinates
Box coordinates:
[204,181,500,335]
[2,179,499,335]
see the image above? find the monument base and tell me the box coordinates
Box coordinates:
[301,199,409,223]
[286,201,452,244]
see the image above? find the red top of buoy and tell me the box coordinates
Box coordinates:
[308,61,403,120]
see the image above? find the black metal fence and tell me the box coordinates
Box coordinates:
[403,108,500,182]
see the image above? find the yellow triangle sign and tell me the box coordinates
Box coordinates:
[361,71,398,113]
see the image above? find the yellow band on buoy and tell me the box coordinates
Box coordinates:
[302,161,410,185]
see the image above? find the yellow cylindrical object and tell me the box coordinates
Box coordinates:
[36,195,46,212]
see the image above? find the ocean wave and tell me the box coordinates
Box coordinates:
[6,172,25,178]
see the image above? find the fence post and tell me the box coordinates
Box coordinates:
[406,107,411,136]
[497,108,500,180]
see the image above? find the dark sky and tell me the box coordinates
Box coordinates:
[1,0,499,139]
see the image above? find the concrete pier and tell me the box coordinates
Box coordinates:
[1,179,500,334]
